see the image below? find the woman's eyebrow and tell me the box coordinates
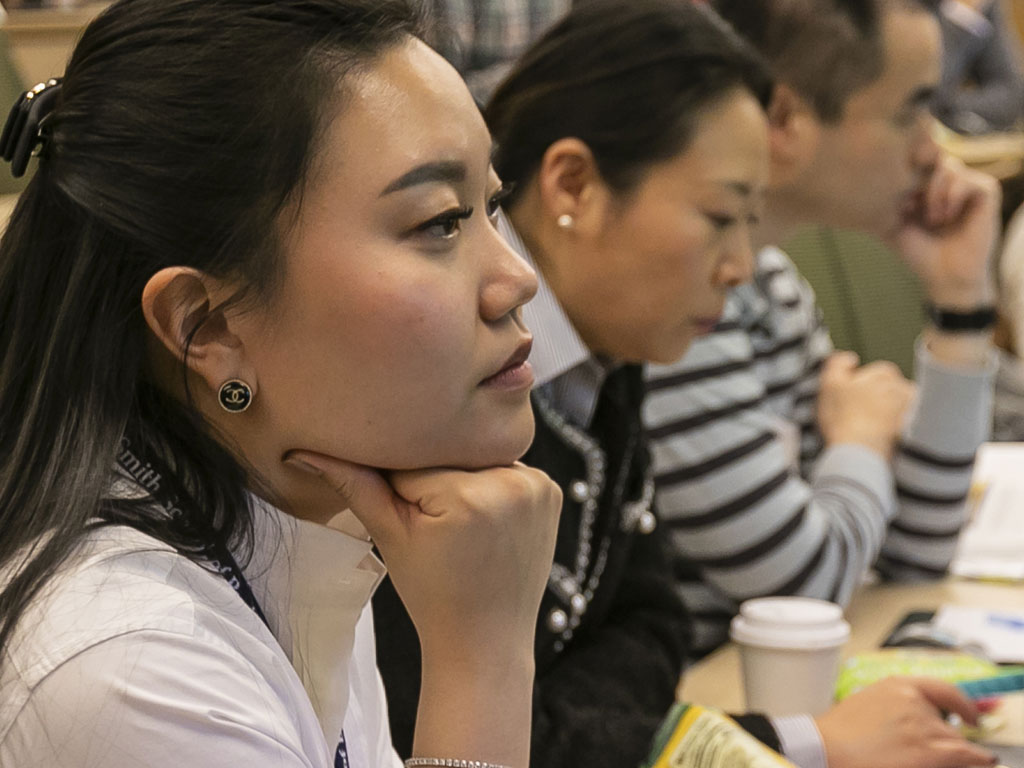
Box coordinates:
[380,160,467,196]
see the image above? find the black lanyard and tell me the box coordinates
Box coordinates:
[115,437,351,767]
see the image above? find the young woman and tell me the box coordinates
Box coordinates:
[0,2,561,767]
[373,3,998,768]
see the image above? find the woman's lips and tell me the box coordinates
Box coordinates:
[480,360,535,390]
[480,339,534,390]
[692,316,723,335]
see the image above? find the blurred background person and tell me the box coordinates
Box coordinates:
[645,0,1000,660]
[423,0,570,103]
[932,0,1024,134]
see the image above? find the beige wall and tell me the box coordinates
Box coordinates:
[4,3,109,86]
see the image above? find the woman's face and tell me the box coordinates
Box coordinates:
[544,90,769,365]
[226,39,537,510]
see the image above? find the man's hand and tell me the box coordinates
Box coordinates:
[896,154,1001,311]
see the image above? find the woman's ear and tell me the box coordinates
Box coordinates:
[141,267,257,400]
[535,137,611,239]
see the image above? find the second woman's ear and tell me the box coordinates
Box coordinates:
[140,267,257,400]
[536,137,612,240]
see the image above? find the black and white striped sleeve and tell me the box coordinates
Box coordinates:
[878,342,996,579]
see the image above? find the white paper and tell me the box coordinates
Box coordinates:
[951,443,1024,581]
[933,605,1024,664]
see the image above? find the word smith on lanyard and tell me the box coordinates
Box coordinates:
[115,436,351,768]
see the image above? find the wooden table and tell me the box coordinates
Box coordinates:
[679,579,1024,750]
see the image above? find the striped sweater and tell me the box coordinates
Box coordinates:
[643,246,995,657]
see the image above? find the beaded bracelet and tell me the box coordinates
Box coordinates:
[404,759,512,768]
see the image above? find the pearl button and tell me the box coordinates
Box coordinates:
[638,510,657,534]
[570,480,591,503]
[547,608,569,633]
[570,593,587,614]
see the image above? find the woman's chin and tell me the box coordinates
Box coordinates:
[466,430,537,469]
[436,416,537,470]
[340,408,538,472]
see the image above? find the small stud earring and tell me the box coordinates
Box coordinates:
[557,214,574,229]
[219,379,253,413]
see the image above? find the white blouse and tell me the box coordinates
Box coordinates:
[0,499,403,768]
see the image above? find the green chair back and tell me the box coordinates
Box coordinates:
[783,227,926,378]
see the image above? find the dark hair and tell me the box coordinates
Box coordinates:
[0,0,421,657]
[712,0,935,121]
[485,0,773,203]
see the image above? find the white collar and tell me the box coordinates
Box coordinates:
[244,498,385,747]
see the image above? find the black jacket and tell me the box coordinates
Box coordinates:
[372,365,779,766]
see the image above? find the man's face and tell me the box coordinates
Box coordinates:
[799,7,942,241]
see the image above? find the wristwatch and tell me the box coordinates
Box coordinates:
[924,303,998,332]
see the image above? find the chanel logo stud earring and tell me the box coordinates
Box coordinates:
[557,214,574,229]
[219,379,253,413]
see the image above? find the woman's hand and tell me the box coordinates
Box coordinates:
[285,451,562,768]
[817,352,916,460]
[286,453,561,651]
[815,677,997,768]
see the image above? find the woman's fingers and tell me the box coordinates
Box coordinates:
[284,450,405,545]
[903,676,981,726]
[924,738,997,768]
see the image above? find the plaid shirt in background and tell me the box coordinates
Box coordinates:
[427,0,571,103]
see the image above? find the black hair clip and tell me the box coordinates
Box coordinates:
[0,78,63,178]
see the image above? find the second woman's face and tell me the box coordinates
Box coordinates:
[551,90,769,365]
[231,40,538,503]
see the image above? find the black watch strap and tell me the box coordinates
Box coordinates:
[924,303,998,332]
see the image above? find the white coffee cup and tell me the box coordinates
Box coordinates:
[730,596,850,717]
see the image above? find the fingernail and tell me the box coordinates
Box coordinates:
[284,454,323,477]
[976,698,1000,714]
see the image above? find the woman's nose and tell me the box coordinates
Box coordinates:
[480,225,538,323]
[716,231,756,289]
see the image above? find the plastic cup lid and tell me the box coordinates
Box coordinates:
[730,597,851,650]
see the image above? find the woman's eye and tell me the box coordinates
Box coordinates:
[486,183,516,220]
[706,213,738,231]
[415,206,474,240]
[894,104,928,129]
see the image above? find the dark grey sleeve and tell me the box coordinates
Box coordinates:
[934,1,1024,133]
